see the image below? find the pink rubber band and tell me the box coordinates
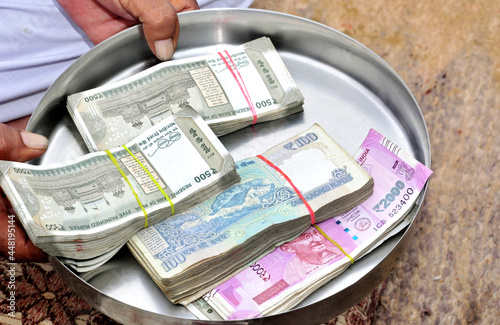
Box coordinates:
[257,155,316,224]
[218,51,258,125]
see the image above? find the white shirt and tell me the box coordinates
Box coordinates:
[0,0,254,123]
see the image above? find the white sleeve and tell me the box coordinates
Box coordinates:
[0,0,93,123]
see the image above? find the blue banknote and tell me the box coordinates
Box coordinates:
[137,157,354,272]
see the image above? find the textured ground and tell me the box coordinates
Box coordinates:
[250,0,499,324]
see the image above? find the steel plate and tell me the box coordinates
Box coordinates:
[27,9,431,325]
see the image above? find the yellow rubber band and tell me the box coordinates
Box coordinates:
[122,145,174,215]
[313,224,354,264]
[105,150,149,227]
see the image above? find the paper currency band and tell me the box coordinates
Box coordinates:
[121,145,175,216]
[256,154,316,224]
[218,50,258,125]
[105,149,150,227]
[313,224,354,264]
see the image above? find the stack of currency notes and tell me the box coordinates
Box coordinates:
[127,124,374,305]
[66,37,304,152]
[187,129,433,320]
[0,107,239,266]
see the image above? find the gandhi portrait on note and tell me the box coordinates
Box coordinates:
[280,227,342,285]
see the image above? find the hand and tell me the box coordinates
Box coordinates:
[0,122,49,262]
[57,0,200,61]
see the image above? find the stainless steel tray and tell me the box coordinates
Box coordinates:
[27,9,431,325]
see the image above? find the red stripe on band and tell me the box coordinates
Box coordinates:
[256,155,316,224]
[224,50,257,125]
[218,51,258,125]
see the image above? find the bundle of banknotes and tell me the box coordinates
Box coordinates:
[0,107,239,264]
[127,124,374,305]
[186,129,433,320]
[66,37,304,152]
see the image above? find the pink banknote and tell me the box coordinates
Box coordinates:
[202,129,433,319]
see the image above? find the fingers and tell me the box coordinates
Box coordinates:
[119,0,179,60]
[0,124,48,162]
[59,0,200,60]
[5,115,31,130]
[0,197,48,263]
[117,0,200,60]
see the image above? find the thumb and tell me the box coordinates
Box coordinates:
[123,0,199,61]
[0,124,48,162]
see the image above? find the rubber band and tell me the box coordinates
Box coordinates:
[122,145,174,215]
[256,154,315,224]
[105,150,149,227]
[313,224,354,264]
[218,51,258,124]
[223,50,255,122]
